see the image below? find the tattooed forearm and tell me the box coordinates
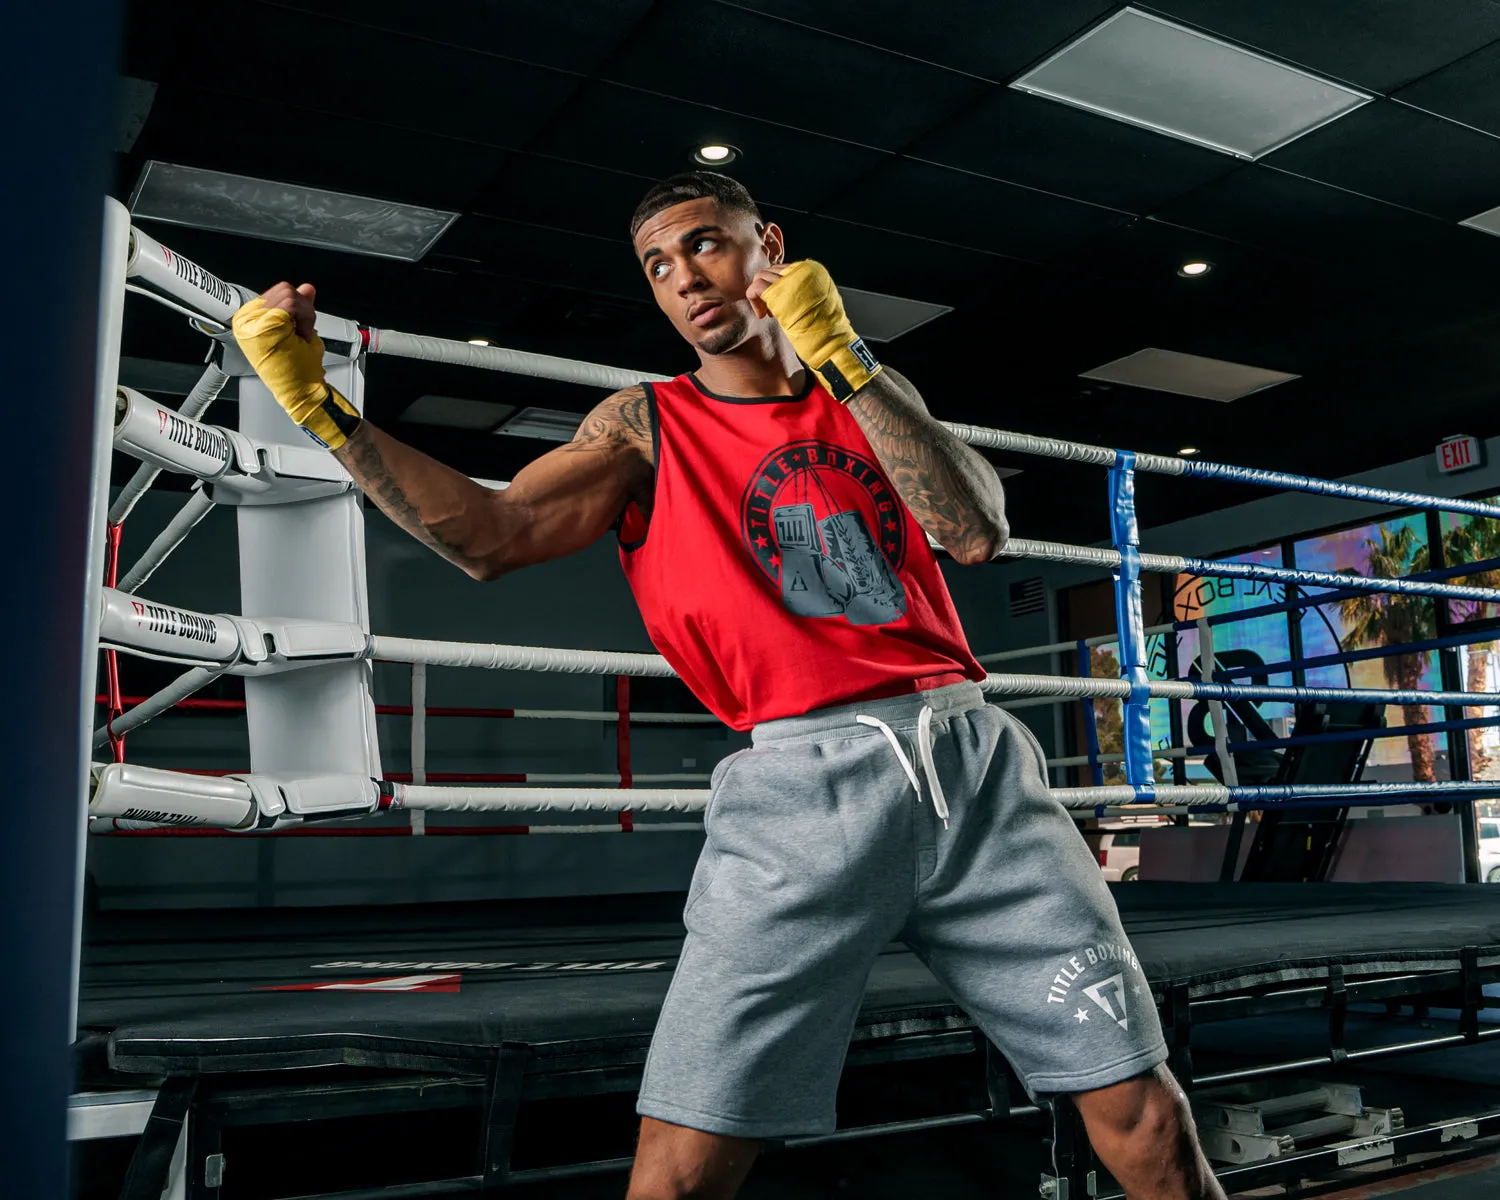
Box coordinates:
[334,424,491,574]
[845,369,1008,564]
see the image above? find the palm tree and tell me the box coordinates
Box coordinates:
[1335,523,1437,781]
[1442,513,1500,776]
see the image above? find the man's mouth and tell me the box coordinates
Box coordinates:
[688,300,724,327]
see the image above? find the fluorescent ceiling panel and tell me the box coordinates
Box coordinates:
[129,161,459,261]
[401,395,515,431]
[1461,203,1500,238]
[1011,8,1371,159]
[495,407,585,442]
[1080,348,1298,402]
[840,287,952,343]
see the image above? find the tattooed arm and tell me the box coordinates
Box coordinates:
[844,367,1008,564]
[333,385,654,581]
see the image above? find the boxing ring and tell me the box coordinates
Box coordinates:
[75,201,1500,1197]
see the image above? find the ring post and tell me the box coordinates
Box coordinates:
[1108,452,1155,801]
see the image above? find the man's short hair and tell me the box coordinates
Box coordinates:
[629,171,762,240]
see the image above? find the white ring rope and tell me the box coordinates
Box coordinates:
[93,665,226,748]
[370,635,677,677]
[115,489,215,594]
[395,784,708,814]
[366,328,671,392]
[939,423,1187,475]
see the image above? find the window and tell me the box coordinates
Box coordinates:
[1294,516,1447,783]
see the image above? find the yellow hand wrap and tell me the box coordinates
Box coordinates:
[230,297,363,450]
[760,260,882,403]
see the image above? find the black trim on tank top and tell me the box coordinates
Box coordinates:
[617,381,659,554]
[688,367,816,406]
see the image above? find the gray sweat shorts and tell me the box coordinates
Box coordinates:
[636,681,1168,1140]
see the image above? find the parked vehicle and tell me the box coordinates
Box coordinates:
[1086,826,1144,882]
[1480,819,1500,883]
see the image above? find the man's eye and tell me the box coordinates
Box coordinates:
[651,261,670,280]
[693,237,716,254]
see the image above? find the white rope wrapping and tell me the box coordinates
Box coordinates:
[366,328,672,391]
[92,665,225,748]
[982,673,1130,699]
[370,635,676,677]
[397,785,709,813]
[940,423,1187,475]
[115,489,216,594]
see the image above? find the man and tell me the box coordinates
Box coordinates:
[232,171,1222,1200]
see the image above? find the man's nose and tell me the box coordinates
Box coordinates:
[676,263,709,296]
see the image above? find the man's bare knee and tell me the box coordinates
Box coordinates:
[627,1117,760,1200]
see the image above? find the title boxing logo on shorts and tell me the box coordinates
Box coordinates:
[130,599,219,645]
[156,408,229,464]
[1043,941,1145,1031]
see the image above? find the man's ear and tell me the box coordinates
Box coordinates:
[761,220,785,266]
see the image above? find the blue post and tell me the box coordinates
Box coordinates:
[1109,452,1155,800]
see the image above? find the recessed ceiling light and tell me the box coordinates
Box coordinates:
[1177,446,1200,456]
[693,144,738,165]
[467,338,490,346]
[1178,261,1212,277]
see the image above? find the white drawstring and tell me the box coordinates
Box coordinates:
[856,705,950,827]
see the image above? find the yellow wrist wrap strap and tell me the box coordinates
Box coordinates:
[760,260,882,403]
[230,297,363,450]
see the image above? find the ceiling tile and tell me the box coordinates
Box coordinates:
[470,157,654,242]
[535,82,889,211]
[438,216,647,304]
[819,158,1130,263]
[1267,99,1500,222]
[147,6,580,149]
[1155,163,1497,278]
[605,3,987,151]
[271,0,655,75]
[721,0,1118,82]
[1150,0,1500,91]
[129,85,510,212]
[909,88,1238,213]
[1396,39,1500,139]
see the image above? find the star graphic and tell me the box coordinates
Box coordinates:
[1074,1008,1090,1023]
[885,520,897,532]
[770,554,781,568]
[884,541,896,554]
[754,535,769,549]
[791,452,802,462]
[1131,984,1143,997]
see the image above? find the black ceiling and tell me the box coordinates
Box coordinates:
[115,0,1500,544]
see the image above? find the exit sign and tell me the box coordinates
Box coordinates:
[1436,435,1482,475]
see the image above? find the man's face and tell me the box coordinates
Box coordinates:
[633,197,781,356]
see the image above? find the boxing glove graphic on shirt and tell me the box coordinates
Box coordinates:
[772,502,906,626]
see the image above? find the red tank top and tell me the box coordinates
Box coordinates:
[618,371,984,730]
